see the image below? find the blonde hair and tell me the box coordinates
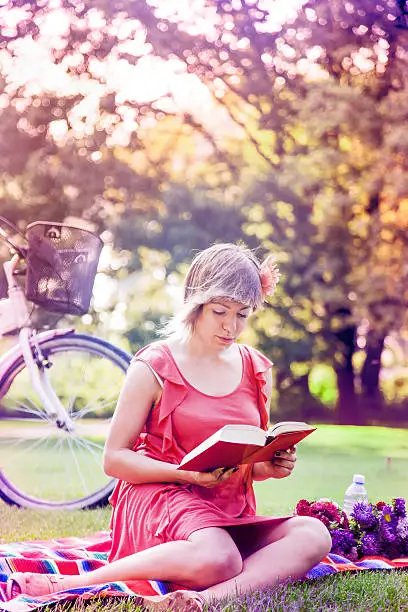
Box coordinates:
[162,243,263,341]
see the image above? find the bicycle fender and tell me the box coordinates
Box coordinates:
[0,328,75,398]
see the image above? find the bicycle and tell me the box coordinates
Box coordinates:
[0,216,131,510]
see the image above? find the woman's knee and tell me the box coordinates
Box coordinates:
[290,516,332,561]
[187,540,243,587]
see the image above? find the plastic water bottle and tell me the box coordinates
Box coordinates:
[343,474,368,517]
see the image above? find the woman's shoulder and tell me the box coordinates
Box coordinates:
[131,341,182,384]
[133,340,167,358]
[131,341,170,367]
[239,343,273,373]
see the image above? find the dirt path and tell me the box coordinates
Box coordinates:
[0,420,110,438]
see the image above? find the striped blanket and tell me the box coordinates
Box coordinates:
[0,532,407,611]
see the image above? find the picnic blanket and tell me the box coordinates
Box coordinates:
[0,532,408,611]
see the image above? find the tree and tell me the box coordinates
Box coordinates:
[1,0,408,423]
[129,0,408,422]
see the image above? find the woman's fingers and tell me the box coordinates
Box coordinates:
[215,467,237,481]
[274,451,296,461]
[193,466,238,487]
[274,458,294,469]
[272,449,296,472]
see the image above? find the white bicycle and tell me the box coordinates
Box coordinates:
[0,216,131,510]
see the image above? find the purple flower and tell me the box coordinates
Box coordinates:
[360,533,381,556]
[330,529,356,557]
[402,538,408,556]
[396,517,408,540]
[392,498,406,518]
[351,502,377,529]
[380,505,397,543]
[381,541,403,560]
[298,497,408,561]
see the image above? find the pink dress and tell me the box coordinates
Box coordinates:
[108,342,286,563]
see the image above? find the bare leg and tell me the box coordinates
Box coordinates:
[9,527,242,594]
[202,516,332,600]
[8,517,330,607]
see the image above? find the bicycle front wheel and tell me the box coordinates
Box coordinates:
[0,332,131,510]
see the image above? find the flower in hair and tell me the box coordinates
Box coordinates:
[259,255,280,299]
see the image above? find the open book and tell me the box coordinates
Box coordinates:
[177,421,316,472]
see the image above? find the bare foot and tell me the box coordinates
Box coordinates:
[134,590,205,611]
[7,574,205,610]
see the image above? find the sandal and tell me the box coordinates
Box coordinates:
[134,590,205,611]
[6,574,205,611]
[6,572,78,600]
[6,573,205,610]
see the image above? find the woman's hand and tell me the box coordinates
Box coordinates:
[179,467,237,488]
[252,447,297,481]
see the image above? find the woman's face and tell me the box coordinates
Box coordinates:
[194,299,252,348]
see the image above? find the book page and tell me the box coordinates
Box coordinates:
[243,427,316,464]
[267,421,315,440]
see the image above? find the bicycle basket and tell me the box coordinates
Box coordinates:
[25,222,103,316]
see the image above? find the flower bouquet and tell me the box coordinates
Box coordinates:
[295,497,408,561]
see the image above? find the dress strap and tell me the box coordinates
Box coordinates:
[131,356,164,388]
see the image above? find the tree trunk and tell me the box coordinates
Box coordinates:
[334,320,360,424]
[360,333,385,418]
[335,363,359,424]
[275,369,315,419]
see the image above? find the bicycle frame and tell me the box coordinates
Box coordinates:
[0,216,129,509]
[0,327,74,399]
[0,256,30,335]
[0,255,75,430]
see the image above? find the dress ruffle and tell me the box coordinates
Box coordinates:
[133,343,273,517]
[135,343,273,442]
[133,343,188,456]
[240,345,273,431]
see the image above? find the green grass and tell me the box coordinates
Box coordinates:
[256,424,408,515]
[0,504,111,544]
[1,424,408,610]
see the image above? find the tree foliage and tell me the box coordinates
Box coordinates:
[1,0,407,422]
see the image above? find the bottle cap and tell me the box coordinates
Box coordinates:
[353,473,365,484]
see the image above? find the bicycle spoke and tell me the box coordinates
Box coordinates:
[70,435,105,460]
[64,380,91,416]
[3,431,57,457]
[62,436,73,503]
[66,393,77,417]
[72,396,117,420]
[0,337,128,507]
[1,434,58,485]
[7,401,49,421]
[66,435,90,497]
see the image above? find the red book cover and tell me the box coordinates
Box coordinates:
[177,423,316,472]
[178,440,263,472]
[240,429,315,464]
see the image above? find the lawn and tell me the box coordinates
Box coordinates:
[1,424,408,611]
[255,424,408,515]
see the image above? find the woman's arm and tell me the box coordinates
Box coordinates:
[252,368,297,481]
[103,360,233,488]
[103,360,193,485]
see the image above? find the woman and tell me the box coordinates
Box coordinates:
[7,244,331,610]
